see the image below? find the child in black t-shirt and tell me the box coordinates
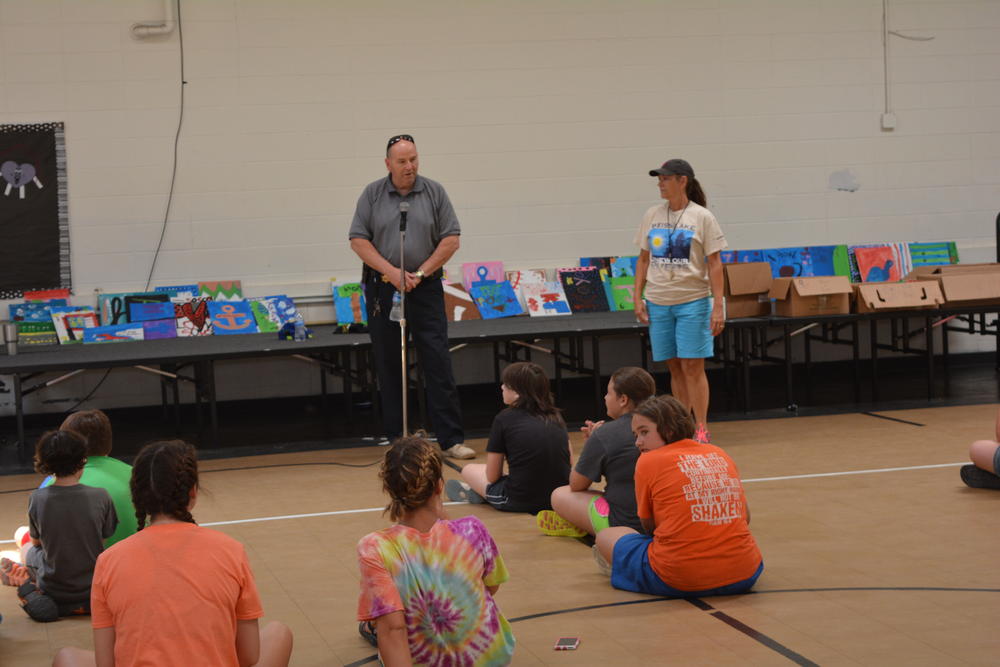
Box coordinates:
[446,362,571,514]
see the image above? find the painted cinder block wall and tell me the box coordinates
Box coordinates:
[0,0,997,415]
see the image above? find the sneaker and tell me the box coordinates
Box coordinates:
[358,621,378,647]
[444,479,486,504]
[592,545,611,577]
[960,464,1000,490]
[443,443,475,459]
[693,423,711,444]
[536,510,588,538]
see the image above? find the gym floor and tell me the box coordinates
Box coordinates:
[1,402,997,665]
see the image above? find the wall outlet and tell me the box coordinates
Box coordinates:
[881,112,897,130]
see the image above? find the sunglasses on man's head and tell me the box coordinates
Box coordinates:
[386,134,415,153]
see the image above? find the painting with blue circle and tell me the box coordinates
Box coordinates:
[648,228,694,263]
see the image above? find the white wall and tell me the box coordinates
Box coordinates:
[1,0,998,414]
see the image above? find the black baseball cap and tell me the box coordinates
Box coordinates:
[649,158,695,178]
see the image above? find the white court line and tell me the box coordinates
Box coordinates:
[0,463,967,543]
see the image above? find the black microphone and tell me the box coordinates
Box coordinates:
[399,201,409,231]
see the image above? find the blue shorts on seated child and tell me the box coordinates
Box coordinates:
[611,533,763,597]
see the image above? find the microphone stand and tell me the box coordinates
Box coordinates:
[398,202,410,437]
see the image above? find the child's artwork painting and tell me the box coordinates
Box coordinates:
[719,251,738,264]
[522,281,572,317]
[909,241,959,267]
[199,280,243,302]
[142,319,178,340]
[853,245,901,283]
[268,295,299,323]
[126,297,174,323]
[736,249,765,263]
[580,257,613,273]
[443,282,481,321]
[23,288,71,302]
[558,267,610,313]
[83,324,145,344]
[154,284,199,300]
[9,301,66,322]
[174,298,213,337]
[470,281,523,319]
[332,282,366,325]
[598,268,618,311]
[50,308,99,344]
[805,245,851,277]
[609,276,637,311]
[207,301,258,335]
[462,262,504,290]
[98,294,131,326]
[249,299,281,333]
[506,270,546,310]
[611,256,639,277]
[17,321,59,346]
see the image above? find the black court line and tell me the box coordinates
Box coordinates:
[862,411,925,426]
[342,585,1000,666]
[685,598,818,666]
[442,458,463,474]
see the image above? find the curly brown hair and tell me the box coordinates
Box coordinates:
[34,430,87,477]
[380,436,442,522]
[633,395,696,444]
[131,440,199,530]
[60,409,113,456]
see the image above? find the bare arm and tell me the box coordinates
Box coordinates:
[235,618,261,667]
[995,406,1000,442]
[485,452,504,484]
[94,627,116,667]
[569,470,593,493]
[634,249,651,323]
[350,238,413,292]
[707,251,725,336]
[376,611,413,667]
[418,235,460,277]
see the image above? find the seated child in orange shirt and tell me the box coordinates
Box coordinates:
[52,440,293,667]
[594,395,763,597]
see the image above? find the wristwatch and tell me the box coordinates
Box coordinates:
[415,269,425,281]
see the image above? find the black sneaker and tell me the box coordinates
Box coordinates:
[358,621,378,647]
[960,464,1000,490]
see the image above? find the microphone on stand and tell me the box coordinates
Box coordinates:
[399,201,409,231]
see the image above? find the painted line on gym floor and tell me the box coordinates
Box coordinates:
[684,598,818,666]
[862,411,925,426]
[342,585,1000,667]
[741,461,964,484]
[0,463,969,544]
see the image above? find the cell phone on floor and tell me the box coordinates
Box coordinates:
[554,637,580,650]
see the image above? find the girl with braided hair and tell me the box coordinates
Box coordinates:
[53,440,293,667]
[357,436,515,665]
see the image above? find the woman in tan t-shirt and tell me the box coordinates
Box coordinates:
[633,159,727,443]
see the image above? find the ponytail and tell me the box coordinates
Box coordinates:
[687,177,707,207]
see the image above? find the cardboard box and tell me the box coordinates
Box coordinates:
[906,263,1000,281]
[935,272,1000,307]
[854,281,944,313]
[724,262,772,318]
[769,276,852,317]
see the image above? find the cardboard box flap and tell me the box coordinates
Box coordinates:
[768,277,793,300]
[940,273,1000,302]
[857,282,944,309]
[791,276,852,297]
[725,263,773,296]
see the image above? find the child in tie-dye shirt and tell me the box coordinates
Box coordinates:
[357,436,515,666]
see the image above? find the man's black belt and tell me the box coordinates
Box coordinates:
[362,265,444,284]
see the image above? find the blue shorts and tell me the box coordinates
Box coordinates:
[610,532,763,598]
[647,297,713,361]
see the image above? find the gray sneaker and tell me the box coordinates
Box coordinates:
[443,443,475,459]
[960,464,1000,490]
[445,479,486,504]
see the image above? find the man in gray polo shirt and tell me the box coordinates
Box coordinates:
[349,134,473,459]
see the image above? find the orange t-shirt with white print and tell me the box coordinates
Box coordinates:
[634,439,762,591]
[91,522,263,667]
